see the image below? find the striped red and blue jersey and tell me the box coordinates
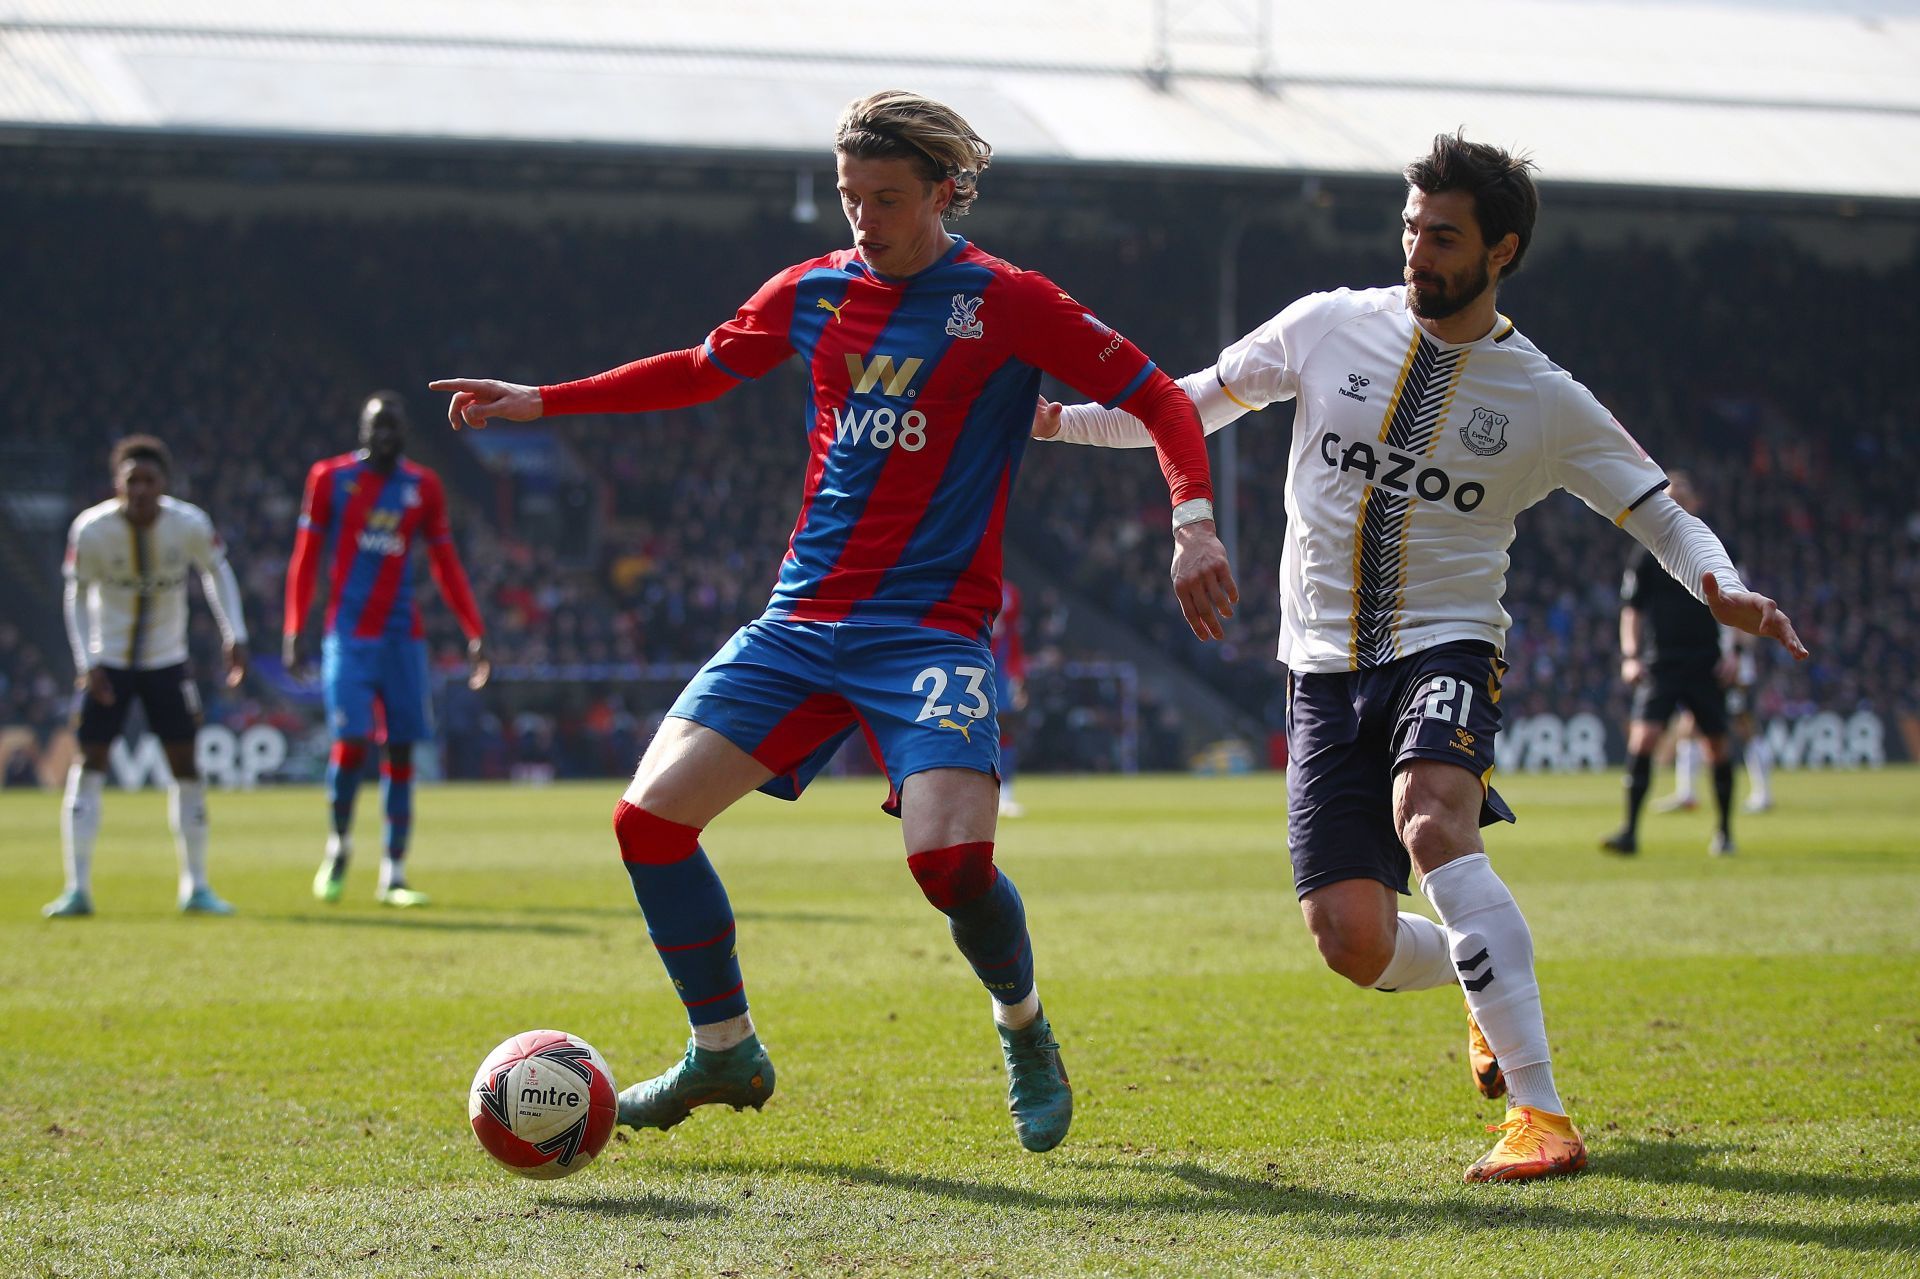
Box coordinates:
[700,237,1186,637]
[284,454,484,642]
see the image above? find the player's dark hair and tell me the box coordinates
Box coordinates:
[835,90,992,220]
[1405,129,1540,280]
[110,434,172,477]
[364,390,410,429]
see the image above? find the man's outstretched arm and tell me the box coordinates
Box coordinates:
[1620,491,1807,661]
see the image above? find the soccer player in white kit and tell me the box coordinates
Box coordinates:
[1038,132,1807,1181]
[46,436,250,918]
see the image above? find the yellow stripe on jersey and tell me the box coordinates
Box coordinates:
[1350,331,1424,668]
[1220,382,1257,413]
[1390,354,1475,651]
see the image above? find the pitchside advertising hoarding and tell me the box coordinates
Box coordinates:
[71,708,1901,788]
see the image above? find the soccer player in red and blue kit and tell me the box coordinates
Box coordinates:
[283,392,491,908]
[432,90,1238,1154]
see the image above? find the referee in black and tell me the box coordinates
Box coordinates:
[1602,472,1744,857]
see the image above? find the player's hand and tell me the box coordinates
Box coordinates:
[1031,396,1062,440]
[1702,574,1808,661]
[428,378,544,431]
[467,636,492,691]
[81,668,114,706]
[1171,521,1238,642]
[224,642,249,689]
[1620,656,1645,686]
[1010,678,1030,713]
[282,632,307,679]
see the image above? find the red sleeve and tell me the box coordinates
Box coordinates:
[1006,272,1211,506]
[538,264,806,415]
[283,462,328,636]
[540,347,739,416]
[421,471,484,640]
[1117,371,1213,506]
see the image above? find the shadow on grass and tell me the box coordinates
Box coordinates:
[671,1154,1914,1257]
[437,904,873,927]
[1599,1137,1920,1204]
[538,1192,727,1221]
[258,913,589,936]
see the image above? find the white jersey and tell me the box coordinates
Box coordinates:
[1056,286,1668,673]
[64,495,248,673]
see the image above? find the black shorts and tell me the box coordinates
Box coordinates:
[73,664,204,745]
[1630,662,1729,738]
[1285,640,1516,899]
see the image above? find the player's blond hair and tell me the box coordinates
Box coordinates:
[835,90,992,220]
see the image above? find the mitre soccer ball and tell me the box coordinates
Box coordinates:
[468,1030,618,1180]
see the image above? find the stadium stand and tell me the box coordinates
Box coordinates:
[1,180,1913,781]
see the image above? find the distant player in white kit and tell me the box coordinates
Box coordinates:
[1038,131,1807,1181]
[46,435,249,918]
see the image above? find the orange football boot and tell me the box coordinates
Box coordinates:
[1466,1000,1506,1100]
[1465,1106,1588,1183]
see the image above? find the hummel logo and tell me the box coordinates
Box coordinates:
[1456,945,1497,992]
[1451,727,1477,753]
[1339,373,1371,402]
[936,717,973,742]
[816,297,849,323]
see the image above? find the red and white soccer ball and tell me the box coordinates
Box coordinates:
[468,1030,617,1180]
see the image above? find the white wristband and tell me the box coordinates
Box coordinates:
[1171,498,1215,531]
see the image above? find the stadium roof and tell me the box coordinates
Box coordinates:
[3,0,1919,201]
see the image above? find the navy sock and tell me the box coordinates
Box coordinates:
[327,741,366,841]
[383,762,413,863]
[1712,760,1736,835]
[948,872,1036,1006]
[1624,752,1653,837]
[614,801,747,1025]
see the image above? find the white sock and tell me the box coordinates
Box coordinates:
[1372,912,1456,991]
[327,832,351,865]
[1503,1062,1564,1116]
[61,765,105,896]
[1746,738,1772,804]
[1421,853,1565,1114]
[993,987,1041,1030]
[692,1012,756,1052]
[169,779,211,898]
[378,856,405,891]
[1672,737,1700,802]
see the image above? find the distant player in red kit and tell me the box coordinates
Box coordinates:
[432,90,1237,1154]
[992,580,1029,817]
[284,392,490,908]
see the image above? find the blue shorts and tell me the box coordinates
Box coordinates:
[322,634,433,744]
[1285,640,1516,898]
[670,619,1001,814]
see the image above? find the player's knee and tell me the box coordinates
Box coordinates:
[612,799,703,866]
[907,841,998,913]
[330,739,369,771]
[1310,918,1394,986]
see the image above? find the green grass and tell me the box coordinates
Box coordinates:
[3,769,1917,1277]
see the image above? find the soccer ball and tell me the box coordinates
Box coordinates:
[468,1030,618,1180]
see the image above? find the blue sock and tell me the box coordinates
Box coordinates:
[327,741,366,839]
[948,872,1036,1007]
[614,801,747,1025]
[383,762,414,862]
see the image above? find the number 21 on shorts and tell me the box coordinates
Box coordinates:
[1423,675,1474,724]
[914,665,992,722]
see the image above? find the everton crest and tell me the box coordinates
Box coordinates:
[1459,406,1510,456]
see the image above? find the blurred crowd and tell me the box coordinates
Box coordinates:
[1,185,1912,782]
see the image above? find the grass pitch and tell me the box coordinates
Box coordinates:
[3,769,1917,1277]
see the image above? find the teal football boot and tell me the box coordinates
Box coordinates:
[999,1008,1072,1152]
[42,889,94,919]
[617,1034,775,1130]
[179,887,236,915]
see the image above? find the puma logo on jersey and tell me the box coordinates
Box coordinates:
[936,718,973,742]
[845,352,923,397]
[816,297,849,323]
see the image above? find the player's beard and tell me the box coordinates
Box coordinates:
[1405,255,1493,320]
